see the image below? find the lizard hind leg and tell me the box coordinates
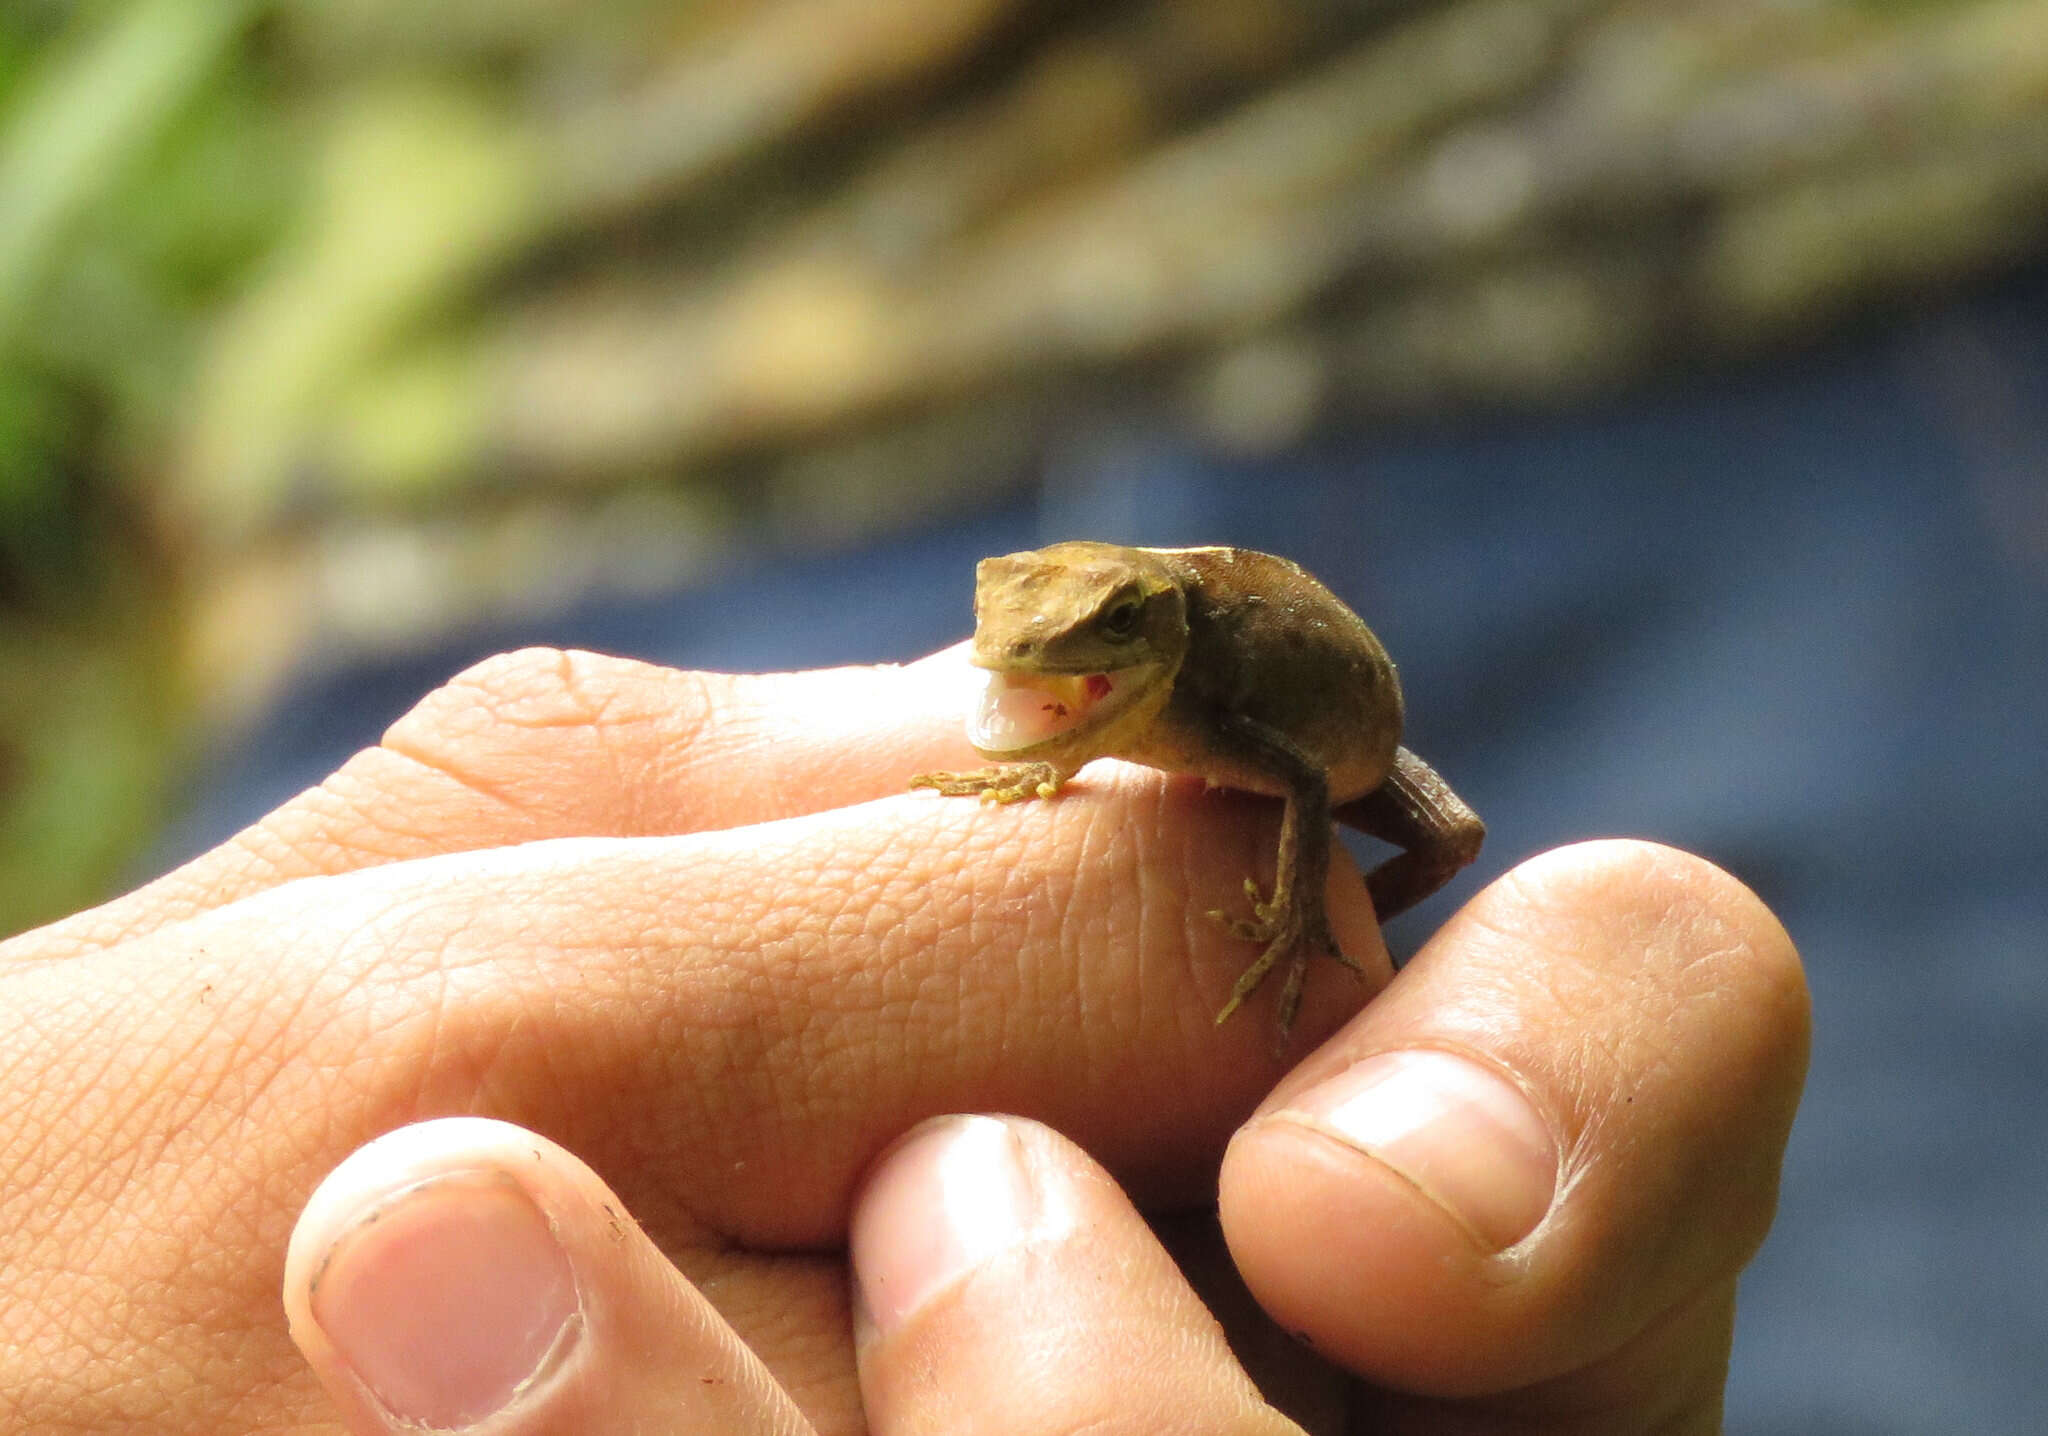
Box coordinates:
[1209,870,1358,1031]
[1208,765,1358,1038]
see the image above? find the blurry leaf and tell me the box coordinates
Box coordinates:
[279,0,681,67]
[0,364,83,558]
[180,78,540,535]
[548,0,1025,223]
[0,595,178,937]
[1708,121,2048,340]
[0,0,268,346]
[329,331,491,498]
[108,61,301,299]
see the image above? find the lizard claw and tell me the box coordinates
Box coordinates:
[1211,874,1360,1037]
[910,762,1066,805]
[1206,879,1288,945]
[1207,915,1269,943]
[1206,885,1276,943]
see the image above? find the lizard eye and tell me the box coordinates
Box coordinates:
[1099,594,1143,640]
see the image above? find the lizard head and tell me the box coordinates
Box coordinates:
[964,541,1186,758]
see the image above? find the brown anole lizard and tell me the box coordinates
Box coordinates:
[911,542,1484,1039]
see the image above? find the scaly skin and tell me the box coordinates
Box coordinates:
[912,542,1484,1041]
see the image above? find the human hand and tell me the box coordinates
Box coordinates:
[0,646,1807,1432]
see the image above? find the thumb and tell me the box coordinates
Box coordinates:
[1220,841,1810,1419]
[284,1118,814,1435]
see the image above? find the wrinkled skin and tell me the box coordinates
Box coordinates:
[0,646,1809,1435]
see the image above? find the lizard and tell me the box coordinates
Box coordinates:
[910,541,1484,1040]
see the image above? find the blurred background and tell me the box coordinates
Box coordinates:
[2,0,2043,1429]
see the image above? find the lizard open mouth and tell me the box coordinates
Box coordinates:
[969,665,1161,753]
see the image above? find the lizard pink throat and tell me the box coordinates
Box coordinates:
[969,667,1154,752]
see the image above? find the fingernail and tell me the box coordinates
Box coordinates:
[310,1173,582,1429]
[1277,1050,1558,1250]
[850,1115,1062,1338]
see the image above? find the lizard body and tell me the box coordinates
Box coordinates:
[912,541,1485,1039]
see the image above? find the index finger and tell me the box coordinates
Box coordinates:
[18,646,989,959]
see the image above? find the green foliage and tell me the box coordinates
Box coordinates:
[2,0,2046,935]
[0,0,274,935]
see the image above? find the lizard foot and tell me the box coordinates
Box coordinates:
[909,762,1065,804]
[1209,878,1359,1036]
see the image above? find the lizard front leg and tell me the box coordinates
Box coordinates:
[910,761,1068,803]
[1205,715,1359,1039]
